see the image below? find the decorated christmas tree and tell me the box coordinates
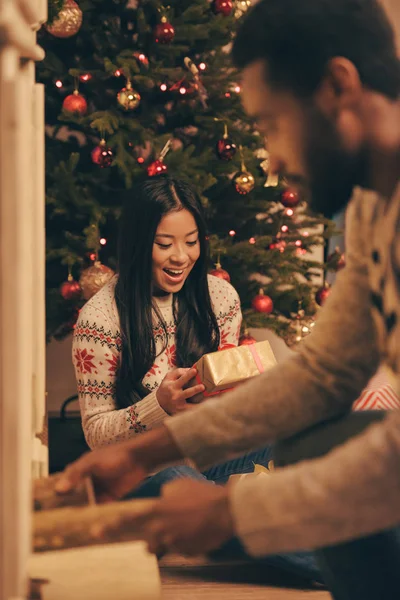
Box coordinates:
[39,0,342,344]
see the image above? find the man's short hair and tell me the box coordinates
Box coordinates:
[232,0,400,99]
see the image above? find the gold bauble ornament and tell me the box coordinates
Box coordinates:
[233,170,255,195]
[117,80,141,111]
[79,261,115,300]
[45,0,83,38]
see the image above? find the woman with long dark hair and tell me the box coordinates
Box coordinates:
[72,175,321,581]
[73,174,272,491]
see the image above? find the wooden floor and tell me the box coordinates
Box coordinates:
[160,555,330,600]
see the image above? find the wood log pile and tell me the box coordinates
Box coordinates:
[32,473,157,553]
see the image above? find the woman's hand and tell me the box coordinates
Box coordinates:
[156,368,205,415]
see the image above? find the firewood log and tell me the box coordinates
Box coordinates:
[33,498,158,553]
[33,474,95,511]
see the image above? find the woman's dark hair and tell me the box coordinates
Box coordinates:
[232,0,400,99]
[114,175,220,408]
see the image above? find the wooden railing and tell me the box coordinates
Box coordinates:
[0,1,46,598]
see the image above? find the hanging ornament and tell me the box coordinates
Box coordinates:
[233,171,255,194]
[147,139,172,177]
[252,289,273,314]
[79,261,115,301]
[315,282,331,306]
[184,57,208,109]
[62,90,87,116]
[154,14,175,44]
[209,260,231,283]
[60,274,82,301]
[117,80,141,111]
[147,159,167,177]
[234,0,251,18]
[239,329,257,345]
[212,0,233,16]
[328,247,346,271]
[216,123,237,161]
[45,0,82,38]
[91,139,113,168]
[233,146,255,195]
[258,150,279,187]
[281,188,300,208]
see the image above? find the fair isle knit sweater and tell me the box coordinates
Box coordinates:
[72,275,242,449]
[166,184,400,556]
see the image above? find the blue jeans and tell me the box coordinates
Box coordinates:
[130,446,322,584]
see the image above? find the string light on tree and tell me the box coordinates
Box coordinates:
[62,89,87,116]
[198,62,207,71]
[91,139,114,168]
[252,289,273,314]
[249,237,256,244]
[133,52,149,68]
[229,230,236,237]
[79,73,92,82]
[268,236,286,252]
[45,0,82,38]
[117,80,141,111]
[147,139,172,177]
[99,238,107,246]
[55,79,63,88]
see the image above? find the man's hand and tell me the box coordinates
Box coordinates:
[138,479,235,556]
[55,426,183,502]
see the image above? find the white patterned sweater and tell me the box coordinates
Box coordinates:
[72,275,242,449]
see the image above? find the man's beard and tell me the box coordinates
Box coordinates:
[287,106,368,218]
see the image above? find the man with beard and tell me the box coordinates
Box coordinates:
[56,0,400,597]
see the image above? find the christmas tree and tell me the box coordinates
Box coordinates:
[39,0,341,344]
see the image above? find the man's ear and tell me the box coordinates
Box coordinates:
[315,57,363,117]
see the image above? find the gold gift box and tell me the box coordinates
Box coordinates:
[194,340,277,397]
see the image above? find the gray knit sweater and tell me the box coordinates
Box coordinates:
[165,184,400,556]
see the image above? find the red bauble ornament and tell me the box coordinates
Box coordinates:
[209,262,231,283]
[315,283,331,306]
[239,331,256,345]
[154,20,175,43]
[91,140,113,168]
[212,0,233,16]
[216,137,237,161]
[62,90,87,116]
[147,159,168,177]
[252,290,273,314]
[281,188,300,208]
[60,275,82,300]
[328,247,346,271]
